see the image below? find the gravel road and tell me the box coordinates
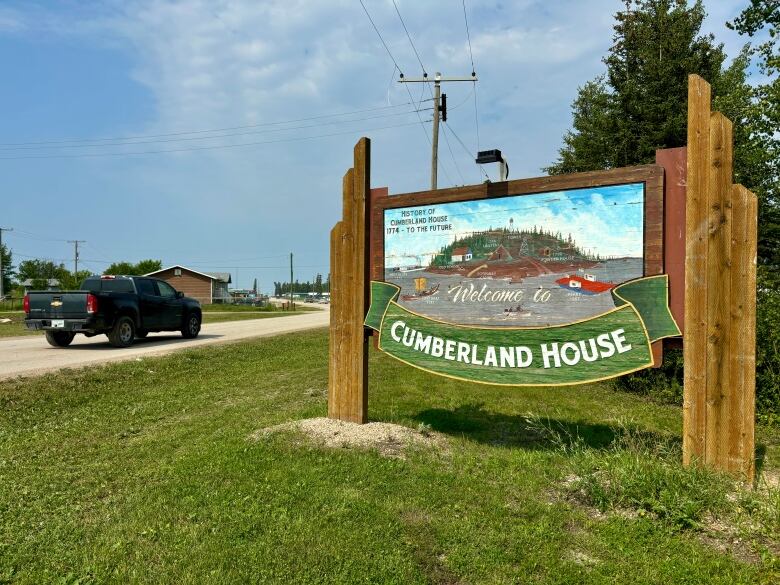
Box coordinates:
[0,310,329,380]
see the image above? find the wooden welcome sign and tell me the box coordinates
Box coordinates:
[328,75,757,480]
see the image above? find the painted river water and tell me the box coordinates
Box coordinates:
[384,258,643,327]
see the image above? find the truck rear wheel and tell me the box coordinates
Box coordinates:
[45,331,75,348]
[108,316,135,348]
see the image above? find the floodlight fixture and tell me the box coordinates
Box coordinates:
[475,149,509,181]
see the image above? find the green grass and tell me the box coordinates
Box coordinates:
[201,312,298,323]
[201,303,319,313]
[0,329,777,584]
[201,303,280,312]
[0,312,37,337]
[0,298,25,312]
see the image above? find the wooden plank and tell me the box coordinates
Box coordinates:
[339,168,358,421]
[744,189,757,480]
[728,185,757,479]
[329,169,354,420]
[683,74,711,466]
[375,164,662,212]
[328,139,371,424]
[370,187,389,349]
[705,112,733,467]
[370,187,389,283]
[349,138,370,423]
[655,147,686,336]
[328,220,344,420]
[644,165,665,367]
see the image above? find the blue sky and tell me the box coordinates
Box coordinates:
[0,0,753,292]
[384,183,645,266]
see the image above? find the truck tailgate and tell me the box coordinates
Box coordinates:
[27,292,89,319]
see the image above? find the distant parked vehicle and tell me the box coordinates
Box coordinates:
[24,275,202,348]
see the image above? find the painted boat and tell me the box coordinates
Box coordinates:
[555,274,614,295]
[401,283,440,301]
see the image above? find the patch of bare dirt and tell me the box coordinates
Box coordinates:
[551,474,777,566]
[565,549,600,568]
[696,514,764,565]
[250,417,448,459]
[759,470,780,490]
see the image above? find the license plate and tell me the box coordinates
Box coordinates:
[51,320,65,328]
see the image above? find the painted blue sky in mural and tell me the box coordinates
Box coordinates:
[384,183,644,268]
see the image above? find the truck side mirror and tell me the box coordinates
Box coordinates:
[176,291,184,299]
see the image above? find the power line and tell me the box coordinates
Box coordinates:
[0,119,428,160]
[182,254,290,264]
[448,86,475,111]
[12,251,111,264]
[391,0,426,75]
[390,0,464,187]
[6,229,69,243]
[10,251,330,270]
[358,0,402,71]
[0,100,430,148]
[0,107,433,152]
[445,121,489,180]
[441,125,466,184]
[462,0,476,74]
[358,0,441,181]
[461,0,482,167]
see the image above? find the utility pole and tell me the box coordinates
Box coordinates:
[67,240,86,276]
[0,227,13,300]
[431,80,441,190]
[289,252,294,310]
[399,72,477,190]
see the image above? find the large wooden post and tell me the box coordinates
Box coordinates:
[328,138,370,423]
[684,75,757,480]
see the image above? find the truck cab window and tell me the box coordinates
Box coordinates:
[156,281,177,298]
[136,279,156,296]
[102,280,134,293]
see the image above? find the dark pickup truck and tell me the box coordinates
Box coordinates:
[24,275,202,348]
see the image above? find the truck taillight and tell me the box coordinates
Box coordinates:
[86,294,98,314]
[23,295,30,314]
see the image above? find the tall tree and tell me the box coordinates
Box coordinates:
[728,0,780,413]
[547,0,780,413]
[728,0,780,269]
[134,259,163,275]
[546,0,725,174]
[104,259,162,276]
[17,259,70,289]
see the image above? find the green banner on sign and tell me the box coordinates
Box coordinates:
[365,276,681,386]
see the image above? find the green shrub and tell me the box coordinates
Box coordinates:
[572,448,731,530]
[561,425,730,531]
[756,266,780,421]
[614,266,780,422]
[613,349,684,406]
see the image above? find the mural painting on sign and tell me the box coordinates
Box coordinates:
[383,183,646,328]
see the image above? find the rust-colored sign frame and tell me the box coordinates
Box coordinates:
[370,165,666,365]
